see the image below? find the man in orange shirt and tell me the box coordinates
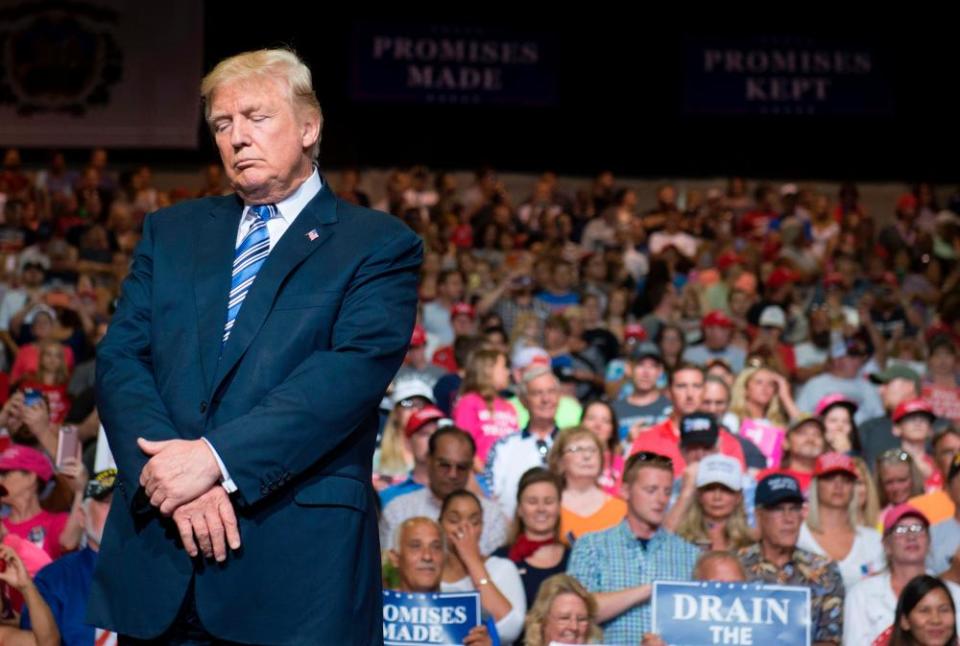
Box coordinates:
[628,363,745,477]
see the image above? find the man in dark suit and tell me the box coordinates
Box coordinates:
[88,48,421,645]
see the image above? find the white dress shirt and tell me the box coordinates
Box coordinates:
[203,169,323,493]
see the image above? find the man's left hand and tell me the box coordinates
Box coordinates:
[138,438,221,515]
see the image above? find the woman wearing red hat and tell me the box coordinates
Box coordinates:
[892,398,943,492]
[816,394,863,456]
[797,452,885,589]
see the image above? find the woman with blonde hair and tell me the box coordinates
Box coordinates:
[673,453,755,551]
[797,452,884,589]
[372,379,435,490]
[547,427,626,544]
[728,364,800,429]
[728,363,800,466]
[523,573,603,646]
[453,348,518,468]
[877,448,927,521]
[854,456,881,528]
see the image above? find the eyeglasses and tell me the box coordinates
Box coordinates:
[549,612,590,625]
[890,523,926,536]
[564,445,599,456]
[879,449,912,463]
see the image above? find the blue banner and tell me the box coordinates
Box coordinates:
[350,22,558,107]
[383,590,481,645]
[683,35,893,116]
[652,581,811,646]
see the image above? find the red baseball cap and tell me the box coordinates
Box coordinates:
[823,272,845,289]
[896,193,918,212]
[716,251,743,271]
[814,452,858,479]
[450,302,475,320]
[883,503,929,536]
[766,267,801,290]
[0,445,54,482]
[410,325,427,347]
[892,398,935,423]
[623,323,647,341]
[815,394,858,417]
[702,310,734,328]
[404,405,447,438]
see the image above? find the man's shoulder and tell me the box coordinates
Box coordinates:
[793,546,841,577]
[149,194,235,225]
[333,198,420,245]
[382,486,430,514]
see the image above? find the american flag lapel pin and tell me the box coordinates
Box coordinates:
[306,229,319,241]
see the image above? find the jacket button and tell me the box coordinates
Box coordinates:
[200,401,208,413]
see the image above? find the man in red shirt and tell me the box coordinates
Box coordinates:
[629,363,745,477]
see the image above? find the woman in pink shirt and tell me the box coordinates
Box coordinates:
[0,445,82,560]
[579,400,624,497]
[453,349,518,469]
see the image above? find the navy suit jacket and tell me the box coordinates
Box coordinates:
[88,182,421,645]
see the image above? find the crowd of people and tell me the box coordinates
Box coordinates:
[1,147,960,644]
[372,167,960,645]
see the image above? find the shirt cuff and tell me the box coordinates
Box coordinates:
[201,437,238,494]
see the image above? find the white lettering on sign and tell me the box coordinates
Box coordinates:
[672,593,790,625]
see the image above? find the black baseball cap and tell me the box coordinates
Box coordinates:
[84,468,117,501]
[679,413,719,449]
[755,473,804,508]
[630,342,662,363]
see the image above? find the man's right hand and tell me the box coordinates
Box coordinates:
[171,486,241,562]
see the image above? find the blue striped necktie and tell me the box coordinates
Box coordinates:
[223,203,275,344]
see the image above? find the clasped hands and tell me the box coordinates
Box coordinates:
[138,438,241,562]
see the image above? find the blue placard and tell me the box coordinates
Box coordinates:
[383,590,481,645]
[350,22,558,107]
[652,581,811,646]
[683,35,893,116]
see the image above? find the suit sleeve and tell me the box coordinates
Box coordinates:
[95,213,182,503]
[204,229,423,507]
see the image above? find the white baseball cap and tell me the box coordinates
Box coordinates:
[758,305,786,329]
[389,379,435,407]
[695,454,742,491]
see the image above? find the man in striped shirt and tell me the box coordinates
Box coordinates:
[568,451,700,644]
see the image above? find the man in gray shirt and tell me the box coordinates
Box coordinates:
[928,450,960,574]
[796,336,884,426]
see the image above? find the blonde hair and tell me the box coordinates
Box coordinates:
[547,427,605,490]
[675,488,754,551]
[728,366,789,428]
[377,407,412,477]
[459,349,506,408]
[32,340,69,385]
[853,456,880,527]
[523,574,603,646]
[201,48,323,159]
[876,451,925,507]
[806,473,859,532]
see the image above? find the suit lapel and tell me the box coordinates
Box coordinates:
[195,196,243,396]
[210,183,339,398]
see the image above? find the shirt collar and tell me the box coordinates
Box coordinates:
[617,519,666,546]
[243,167,322,223]
[520,425,559,440]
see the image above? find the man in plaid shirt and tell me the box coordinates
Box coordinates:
[568,451,700,644]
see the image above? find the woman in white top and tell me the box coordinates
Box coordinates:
[440,489,526,645]
[797,452,884,589]
[844,504,960,646]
